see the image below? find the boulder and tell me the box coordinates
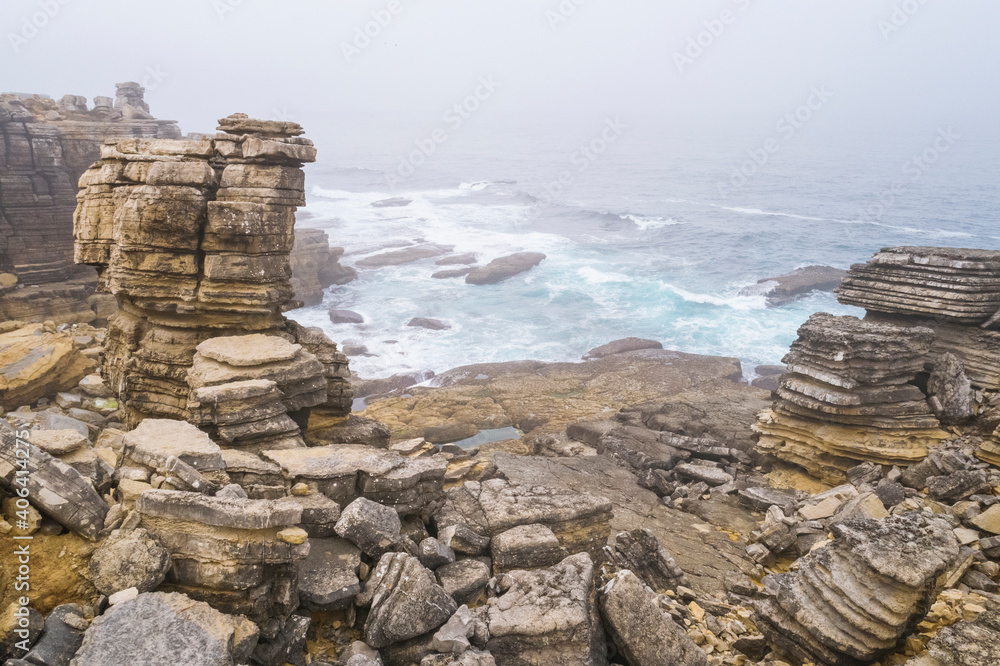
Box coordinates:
[752,513,960,666]
[484,553,606,665]
[602,528,686,593]
[408,318,451,331]
[0,325,95,411]
[582,337,662,360]
[298,538,361,611]
[357,552,458,649]
[88,528,171,595]
[491,524,567,572]
[70,592,259,666]
[0,421,108,540]
[330,309,365,324]
[435,559,491,606]
[356,244,453,269]
[599,570,706,666]
[335,497,402,558]
[465,252,546,285]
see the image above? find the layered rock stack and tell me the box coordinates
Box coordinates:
[135,489,310,648]
[836,246,1000,326]
[759,246,1000,479]
[751,512,960,666]
[73,114,353,427]
[755,313,950,482]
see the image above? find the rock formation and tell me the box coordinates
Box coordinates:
[836,247,1000,325]
[755,313,950,482]
[73,113,353,428]
[289,228,356,306]
[758,247,1000,479]
[752,512,960,666]
[0,85,180,323]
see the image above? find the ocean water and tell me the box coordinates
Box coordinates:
[288,119,1000,381]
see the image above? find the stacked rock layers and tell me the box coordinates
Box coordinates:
[755,313,950,482]
[836,246,1000,325]
[1,87,181,287]
[752,512,960,666]
[73,114,352,426]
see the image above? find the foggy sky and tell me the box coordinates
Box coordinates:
[2,0,998,139]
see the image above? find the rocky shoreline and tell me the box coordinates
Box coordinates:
[0,115,996,666]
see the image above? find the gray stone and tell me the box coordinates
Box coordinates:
[88,528,171,595]
[408,318,451,331]
[485,553,606,665]
[23,604,87,666]
[674,463,734,487]
[603,528,686,593]
[465,252,546,286]
[356,552,458,649]
[430,605,474,655]
[599,570,706,666]
[582,337,662,360]
[329,309,365,324]
[298,538,361,611]
[438,524,490,556]
[925,609,1000,666]
[491,524,567,572]
[419,537,456,570]
[71,593,260,666]
[335,497,402,559]
[436,559,491,606]
[752,513,960,666]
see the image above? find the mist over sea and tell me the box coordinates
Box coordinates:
[289,118,1000,380]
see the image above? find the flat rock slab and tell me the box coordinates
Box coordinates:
[121,419,223,472]
[136,489,302,529]
[435,477,612,558]
[356,244,453,269]
[70,591,259,666]
[30,429,88,455]
[196,334,301,366]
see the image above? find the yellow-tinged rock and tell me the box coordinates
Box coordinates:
[688,601,705,621]
[277,527,308,545]
[0,325,96,411]
[970,504,1000,534]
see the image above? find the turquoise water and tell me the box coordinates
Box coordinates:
[288,122,1000,380]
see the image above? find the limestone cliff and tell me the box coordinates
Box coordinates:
[0,83,181,323]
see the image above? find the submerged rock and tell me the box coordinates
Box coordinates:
[582,337,662,360]
[740,265,846,306]
[465,252,546,285]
